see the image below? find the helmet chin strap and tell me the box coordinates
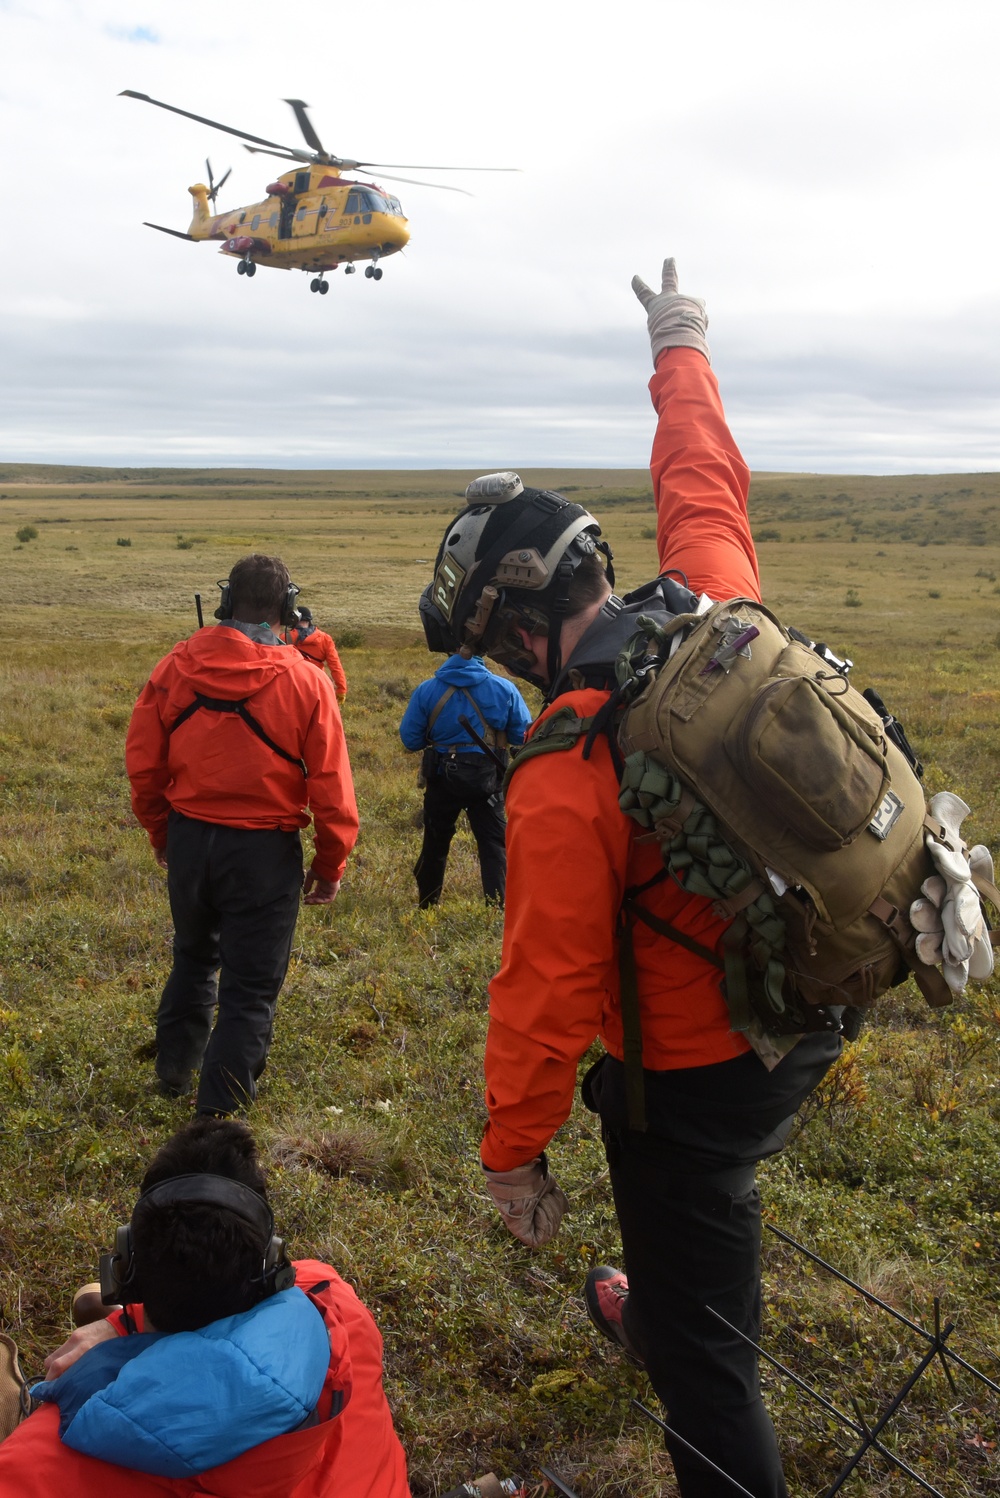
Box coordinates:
[544,559,576,700]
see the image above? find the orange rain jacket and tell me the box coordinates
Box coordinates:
[125,627,358,883]
[482,348,763,1172]
[288,627,349,699]
[0,1261,410,1498]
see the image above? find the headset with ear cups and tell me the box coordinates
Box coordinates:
[99,1173,296,1316]
[214,577,301,627]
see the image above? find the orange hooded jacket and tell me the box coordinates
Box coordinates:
[481,348,763,1172]
[287,628,349,699]
[0,1261,410,1498]
[125,627,358,882]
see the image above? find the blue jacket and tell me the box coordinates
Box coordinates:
[30,1287,330,1479]
[399,655,532,755]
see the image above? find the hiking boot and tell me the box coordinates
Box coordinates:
[584,1265,644,1367]
[155,1071,192,1099]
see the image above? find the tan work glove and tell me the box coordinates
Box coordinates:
[483,1154,568,1247]
[632,257,710,367]
[909,792,994,992]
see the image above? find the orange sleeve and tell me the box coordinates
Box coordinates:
[124,672,172,850]
[650,347,761,603]
[322,634,348,698]
[302,685,359,881]
[481,696,632,1171]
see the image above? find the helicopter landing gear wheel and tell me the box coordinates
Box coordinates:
[240,257,256,278]
[319,280,329,294]
[373,267,383,280]
[310,278,320,292]
[344,263,356,275]
[364,265,374,278]
[237,260,246,275]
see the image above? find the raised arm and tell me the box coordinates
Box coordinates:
[633,259,760,603]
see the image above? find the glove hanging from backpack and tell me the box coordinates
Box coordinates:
[910,792,995,992]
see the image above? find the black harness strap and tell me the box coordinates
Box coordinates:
[168,694,307,777]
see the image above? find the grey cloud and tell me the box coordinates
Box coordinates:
[3,298,1000,472]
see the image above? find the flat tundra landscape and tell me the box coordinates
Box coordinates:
[1,465,999,1496]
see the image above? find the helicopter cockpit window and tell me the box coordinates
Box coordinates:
[344,191,363,215]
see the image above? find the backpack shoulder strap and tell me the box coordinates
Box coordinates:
[425,685,456,742]
[503,706,595,789]
[458,686,489,733]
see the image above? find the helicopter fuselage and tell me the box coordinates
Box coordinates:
[187,163,410,273]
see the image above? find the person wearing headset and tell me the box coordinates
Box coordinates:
[125,554,359,1116]
[0,1116,410,1497]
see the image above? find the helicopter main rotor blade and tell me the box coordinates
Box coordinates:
[243,144,315,164]
[360,170,473,195]
[143,222,196,240]
[355,162,521,173]
[120,90,302,155]
[284,99,326,157]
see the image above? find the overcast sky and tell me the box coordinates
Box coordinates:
[3,0,1000,473]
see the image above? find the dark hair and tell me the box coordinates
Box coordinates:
[132,1118,272,1333]
[564,550,613,617]
[228,554,291,623]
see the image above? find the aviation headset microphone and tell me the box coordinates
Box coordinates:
[99,1173,296,1319]
[214,577,301,627]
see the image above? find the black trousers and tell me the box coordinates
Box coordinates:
[414,756,507,907]
[585,1035,841,1498]
[156,812,303,1114]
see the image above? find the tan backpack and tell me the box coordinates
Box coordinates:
[509,596,997,1087]
[613,599,995,1058]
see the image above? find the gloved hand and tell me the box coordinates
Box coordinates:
[483,1154,568,1247]
[632,257,710,368]
[909,792,994,992]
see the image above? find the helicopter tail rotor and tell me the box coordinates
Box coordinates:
[205,159,232,204]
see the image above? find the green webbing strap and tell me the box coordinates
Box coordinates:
[720,916,753,1033]
[618,913,647,1133]
[503,709,595,791]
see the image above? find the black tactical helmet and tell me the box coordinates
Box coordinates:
[420,471,614,689]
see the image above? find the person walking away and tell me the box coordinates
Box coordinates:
[416,261,844,1498]
[399,652,531,908]
[126,554,358,1116]
[286,606,348,703]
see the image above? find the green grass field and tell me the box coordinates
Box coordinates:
[1,466,999,1496]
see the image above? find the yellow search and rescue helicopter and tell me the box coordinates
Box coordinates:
[121,91,515,293]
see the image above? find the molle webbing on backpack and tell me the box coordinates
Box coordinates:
[168,694,307,777]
